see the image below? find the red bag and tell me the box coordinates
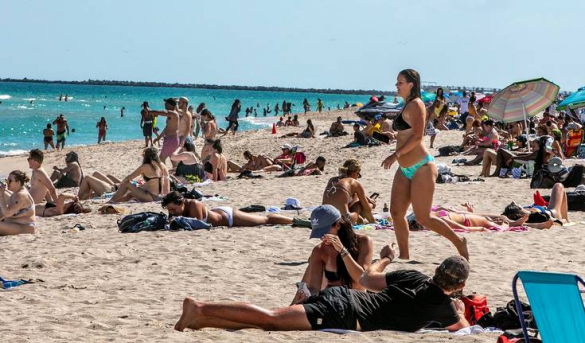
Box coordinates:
[460,294,489,325]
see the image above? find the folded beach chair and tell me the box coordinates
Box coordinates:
[512,270,585,343]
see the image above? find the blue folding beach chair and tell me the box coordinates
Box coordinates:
[512,271,585,343]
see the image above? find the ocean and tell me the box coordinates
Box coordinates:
[0,82,370,156]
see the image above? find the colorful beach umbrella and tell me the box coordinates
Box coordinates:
[421,91,450,103]
[487,78,560,124]
[557,86,585,111]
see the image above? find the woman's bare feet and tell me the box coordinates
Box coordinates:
[175,297,202,331]
[456,236,469,261]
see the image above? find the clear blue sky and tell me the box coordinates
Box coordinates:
[1,0,582,91]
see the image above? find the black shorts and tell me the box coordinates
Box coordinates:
[302,286,358,330]
[143,123,153,137]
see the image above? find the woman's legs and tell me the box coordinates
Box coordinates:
[481,149,497,177]
[175,297,312,331]
[547,183,569,221]
[109,182,153,203]
[0,222,35,236]
[410,164,469,260]
[389,169,412,259]
[227,161,242,173]
[232,209,293,226]
[78,175,114,200]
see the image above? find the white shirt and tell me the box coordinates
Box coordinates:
[457,96,470,114]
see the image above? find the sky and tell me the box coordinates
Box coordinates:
[1,0,583,91]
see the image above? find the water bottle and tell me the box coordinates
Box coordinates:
[383,203,389,213]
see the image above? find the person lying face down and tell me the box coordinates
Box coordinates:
[161,191,293,228]
[174,246,471,333]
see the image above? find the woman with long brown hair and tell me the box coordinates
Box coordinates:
[382,69,468,260]
[109,147,170,203]
[291,205,373,305]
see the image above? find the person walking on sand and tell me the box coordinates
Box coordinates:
[52,114,69,151]
[140,101,154,148]
[96,117,108,144]
[223,99,241,136]
[149,98,181,164]
[381,69,468,260]
[43,124,55,150]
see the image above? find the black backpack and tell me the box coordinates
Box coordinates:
[438,145,462,157]
[478,299,537,331]
[117,212,168,233]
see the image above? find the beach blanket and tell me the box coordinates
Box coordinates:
[192,179,214,187]
[319,325,502,336]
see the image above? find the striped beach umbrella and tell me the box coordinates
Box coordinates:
[487,78,560,124]
[557,86,585,111]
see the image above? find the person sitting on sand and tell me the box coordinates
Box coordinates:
[109,147,170,203]
[482,138,539,177]
[203,140,227,182]
[27,149,58,204]
[502,183,569,229]
[345,123,376,148]
[77,172,121,200]
[322,159,376,224]
[51,151,83,188]
[281,119,315,138]
[284,116,293,127]
[174,247,470,333]
[263,143,295,172]
[36,193,91,217]
[162,191,293,228]
[290,205,373,305]
[228,150,275,173]
[327,117,347,137]
[170,140,204,181]
[0,170,36,235]
[279,156,326,177]
[462,120,499,165]
[276,117,286,127]
[292,115,300,127]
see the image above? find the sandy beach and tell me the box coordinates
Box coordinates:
[2,108,584,342]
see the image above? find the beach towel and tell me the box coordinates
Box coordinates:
[0,276,38,290]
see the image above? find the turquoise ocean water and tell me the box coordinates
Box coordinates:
[0,82,370,156]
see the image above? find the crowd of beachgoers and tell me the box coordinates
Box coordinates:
[2,69,584,341]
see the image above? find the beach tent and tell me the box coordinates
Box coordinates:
[487,78,560,146]
[557,86,585,111]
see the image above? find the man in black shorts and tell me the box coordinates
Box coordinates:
[174,245,470,332]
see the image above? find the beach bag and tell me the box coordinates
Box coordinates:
[438,145,462,156]
[117,212,167,233]
[182,188,203,200]
[530,167,560,189]
[461,294,490,325]
[562,164,584,187]
[490,299,537,331]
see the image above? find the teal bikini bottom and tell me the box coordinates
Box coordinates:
[400,155,435,180]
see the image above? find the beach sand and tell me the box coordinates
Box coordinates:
[2,109,584,342]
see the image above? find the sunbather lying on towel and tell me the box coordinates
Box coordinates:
[174,246,470,333]
[161,191,293,227]
[36,193,91,217]
[502,183,569,229]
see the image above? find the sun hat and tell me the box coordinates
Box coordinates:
[309,205,341,239]
[283,197,302,210]
[281,143,292,150]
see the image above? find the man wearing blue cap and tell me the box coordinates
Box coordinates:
[174,209,471,332]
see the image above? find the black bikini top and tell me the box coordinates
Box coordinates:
[142,174,162,193]
[393,108,412,131]
[324,270,341,282]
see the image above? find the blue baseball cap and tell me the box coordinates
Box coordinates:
[309,205,342,239]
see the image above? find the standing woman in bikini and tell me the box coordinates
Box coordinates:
[200,109,217,162]
[0,170,36,235]
[381,69,468,260]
